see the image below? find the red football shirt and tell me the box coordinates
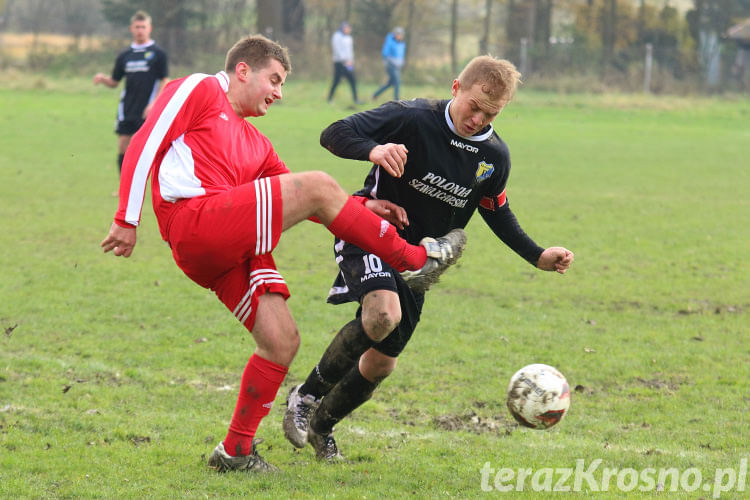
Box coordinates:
[114,71,289,240]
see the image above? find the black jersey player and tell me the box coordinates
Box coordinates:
[283,55,574,460]
[94,10,168,175]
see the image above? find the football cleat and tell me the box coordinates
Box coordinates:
[283,384,320,448]
[308,427,346,462]
[401,228,467,292]
[207,439,278,473]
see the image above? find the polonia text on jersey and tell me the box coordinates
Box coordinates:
[422,172,473,197]
[408,178,469,208]
[126,60,151,73]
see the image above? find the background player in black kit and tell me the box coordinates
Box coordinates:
[283,55,575,460]
[93,10,168,175]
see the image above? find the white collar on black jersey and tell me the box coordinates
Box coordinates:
[130,40,155,50]
[444,99,494,142]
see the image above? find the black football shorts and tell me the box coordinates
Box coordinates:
[327,238,425,357]
[115,117,145,135]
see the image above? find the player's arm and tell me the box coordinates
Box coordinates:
[95,52,125,88]
[364,198,408,229]
[479,197,543,265]
[101,223,137,257]
[480,201,573,274]
[103,76,211,257]
[320,103,409,177]
[93,73,118,88]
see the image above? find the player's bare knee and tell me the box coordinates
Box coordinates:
[304,170,342,206]
[253,323,299,365]
[270,328,300,364]
[362,308,400,342]
[361,291,401,341]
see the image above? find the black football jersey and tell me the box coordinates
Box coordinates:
[324,99,510,244]
[112,42,168,122]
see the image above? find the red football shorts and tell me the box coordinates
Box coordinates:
[166,176,290,330]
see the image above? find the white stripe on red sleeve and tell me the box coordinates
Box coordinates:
[123,73,212,226]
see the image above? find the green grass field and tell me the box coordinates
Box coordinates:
[1,78,748,499]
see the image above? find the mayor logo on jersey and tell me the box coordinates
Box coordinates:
[450,138,479,153]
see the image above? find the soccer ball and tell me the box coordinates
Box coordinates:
[506,363,570,429]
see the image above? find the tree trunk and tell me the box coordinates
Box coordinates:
[479,0,493,55]
[637,0,646,43]
[602,0,617,68]
[404,0,415,69]
[450,0,458,74]
[282,0,305,41]
[535,0,552,62]
[257,0,282,40]
[525,0,536,72]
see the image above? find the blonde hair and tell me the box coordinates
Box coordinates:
[225,34,292,74]
[131,10,151,25]
[457,56,521,102]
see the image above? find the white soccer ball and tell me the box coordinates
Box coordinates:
[506,363,570,429]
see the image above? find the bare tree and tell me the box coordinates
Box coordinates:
[0,0,7,26]
[602,0,617,67]
[637,0,646,42]
[535,0,552,62]
[479,0,493,55]
[0,0,9,47]
[282,0,305,41]
[257,0,282,39]
[15,0,53,52]
[204,0,252,51]
[450,0,458,73]
[60,0,102,50]
[405,0,416,68]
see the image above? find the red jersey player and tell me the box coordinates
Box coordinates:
[100,35,466,472]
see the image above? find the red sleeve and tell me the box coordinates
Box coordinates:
[113,74,217,227]
[261,145,291,178]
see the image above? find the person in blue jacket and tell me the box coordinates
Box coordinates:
[373,27,406,101]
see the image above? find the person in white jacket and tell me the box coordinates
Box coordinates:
[327,22,362,104]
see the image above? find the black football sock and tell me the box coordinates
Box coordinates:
[310,366,379,435]
[117,153,125,174]
[299,318,374,399]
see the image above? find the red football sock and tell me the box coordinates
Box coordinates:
[223,354,288,457]
[327,197,427,272]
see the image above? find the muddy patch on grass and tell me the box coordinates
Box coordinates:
[432,410,516,435]
[632,374,690,392]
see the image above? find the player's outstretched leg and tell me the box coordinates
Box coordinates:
[207,439,278,473]
[401,228,467,293]
[283,384,320,448]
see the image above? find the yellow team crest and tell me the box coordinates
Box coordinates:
[475,161,494,182]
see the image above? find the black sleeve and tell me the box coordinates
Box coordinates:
[155,48,168,79]
[112,51,126,82]
[480,203,544,266]
[320,102,407,161]
[320,119,380,161]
